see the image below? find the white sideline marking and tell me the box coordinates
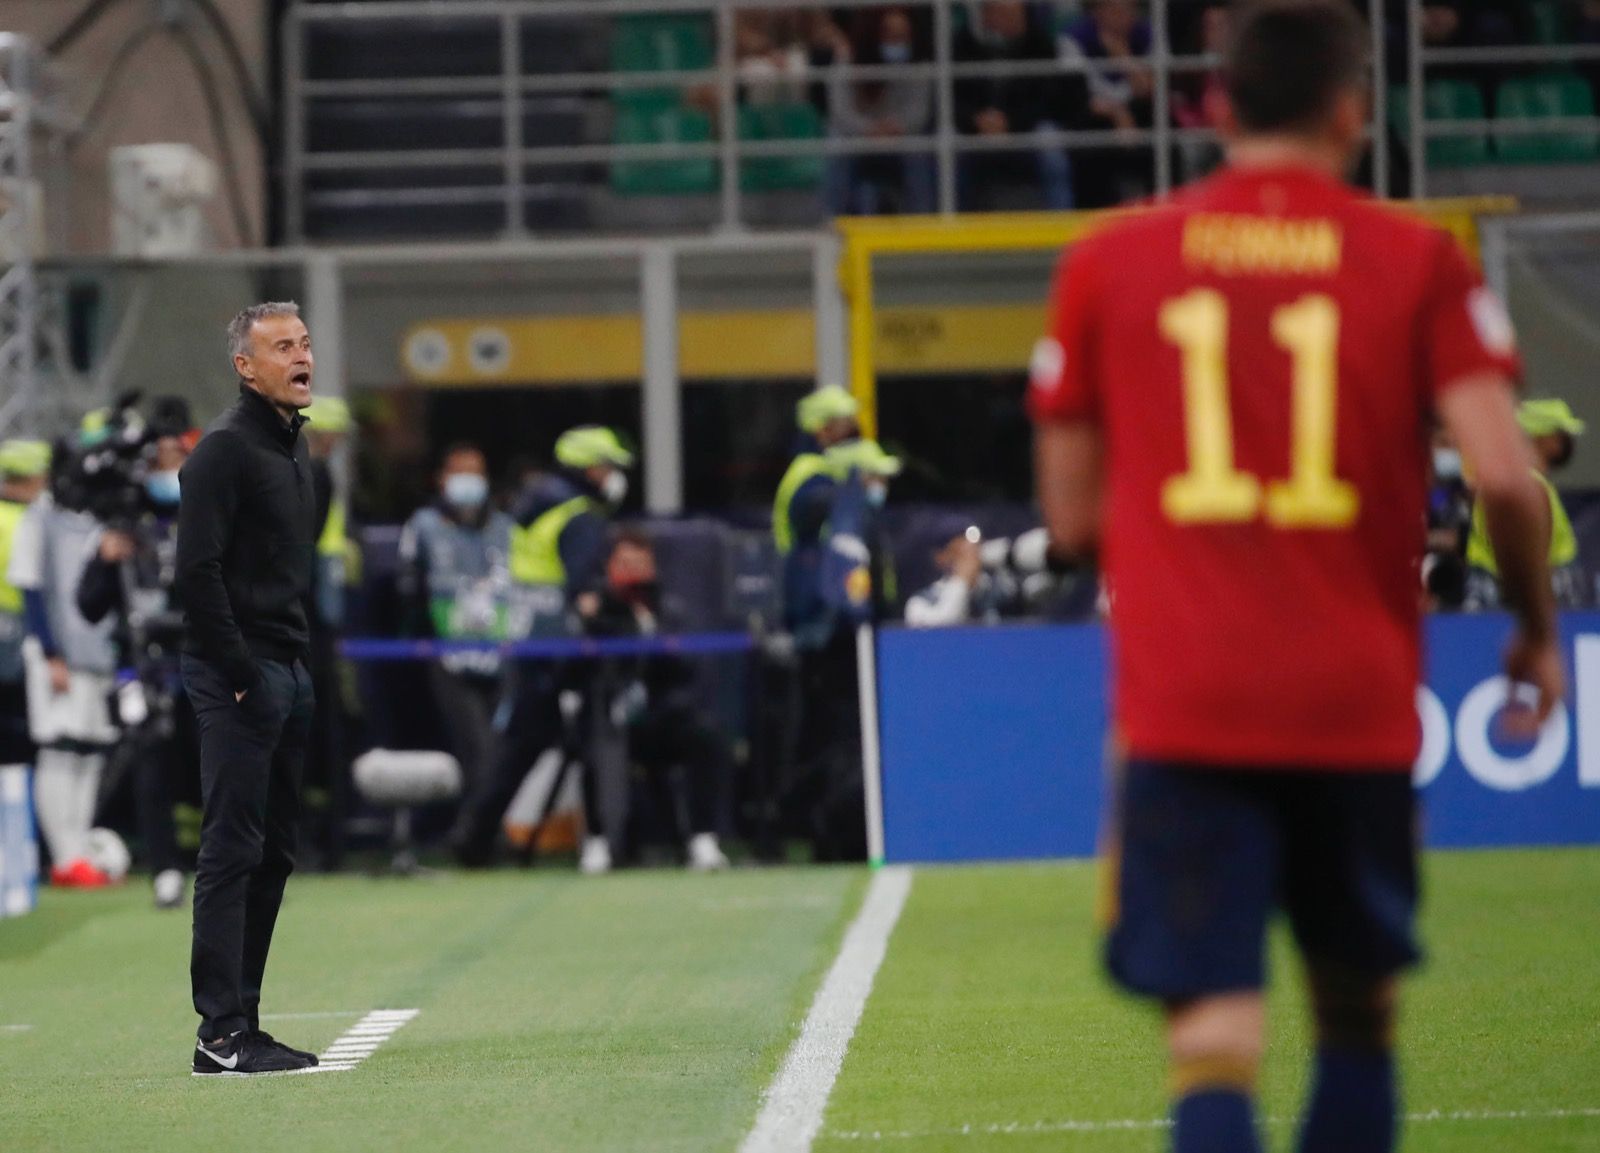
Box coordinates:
[305,1008,420,1075]
[1,1024,32,1033]
[828,1107,1600,1141]
[740,867,913,1153]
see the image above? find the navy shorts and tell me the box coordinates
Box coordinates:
[1104,759,1421,1002]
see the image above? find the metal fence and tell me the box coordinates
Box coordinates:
[1406,0,1600,200]
[284,0,1404,240]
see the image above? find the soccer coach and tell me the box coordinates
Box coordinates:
[177,302,320,1076]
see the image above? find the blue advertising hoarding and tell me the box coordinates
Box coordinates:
[876,612,1600,863]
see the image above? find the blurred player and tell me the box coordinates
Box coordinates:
[1029,2,1560,1151]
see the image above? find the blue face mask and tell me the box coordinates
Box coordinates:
[880,42,912,64]
[145,471,180,506]
[443,472,489,510]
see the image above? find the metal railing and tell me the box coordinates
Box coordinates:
[1407,0,1600,198]
[284,0,1404,240]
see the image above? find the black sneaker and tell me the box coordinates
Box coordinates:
[192,1031,313,1076]
[249,1029,319,1066]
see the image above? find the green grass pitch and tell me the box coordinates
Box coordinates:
[0,849,1595,1152]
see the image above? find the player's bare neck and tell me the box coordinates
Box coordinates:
[1225,138,1347,182]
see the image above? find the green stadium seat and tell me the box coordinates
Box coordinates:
[611,15,714,74]
[611,94,716,195]
[1494,72,1599,163]
[1388,81,1491,167]
[738,103,825,192]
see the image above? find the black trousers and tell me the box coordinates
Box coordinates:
[613,704,733,840]
[451,662,562,857]
[117,690,197,876]
[182,655,314,1040]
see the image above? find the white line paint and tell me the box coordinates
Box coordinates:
[741,866,913,1153]
[827,1106,1600,1141]
[0,1024,33,1033]
[305,1008,420,1075]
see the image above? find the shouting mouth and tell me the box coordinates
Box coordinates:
[290,370,312,391]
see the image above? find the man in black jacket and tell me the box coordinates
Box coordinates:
[953,1,1088,210]
[175,302,320,1076]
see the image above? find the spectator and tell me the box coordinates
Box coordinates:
[577,529,733,874]
[954,0,1086,210]
[826,6,936,216]
[397,443,515,809]
[1060,0,1154,205]
[1171,3,1228,182]
[798,10,854,119]
[735,9,810,107]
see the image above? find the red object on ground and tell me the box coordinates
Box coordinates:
[49,859,114,888]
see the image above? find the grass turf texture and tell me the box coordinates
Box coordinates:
[818,848,1600,1152]
[0,850,1594,1152]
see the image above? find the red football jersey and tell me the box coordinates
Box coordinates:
[1029,164,1520,769]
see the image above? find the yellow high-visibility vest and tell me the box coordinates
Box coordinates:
[1466,470,1577,576]
[772,453,832,556]
[509,496,597,586]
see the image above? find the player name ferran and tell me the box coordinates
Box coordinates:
[1183,214,1343,276]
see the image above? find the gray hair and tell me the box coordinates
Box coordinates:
[227,301,301,363]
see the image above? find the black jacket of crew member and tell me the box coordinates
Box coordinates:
[176,387,316,694]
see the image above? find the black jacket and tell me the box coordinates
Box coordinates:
[176,387,316,692]
[952,26,1088,135]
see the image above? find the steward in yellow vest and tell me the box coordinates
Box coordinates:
[451,426,635,866]
[0,440,49,769]
[1465,398,1587,609]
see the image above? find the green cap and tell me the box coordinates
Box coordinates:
[303,395,352,433]
[797,385,859,434]
[826,438,902,479]
[1518,398,1586,438]
[554,425,635,470]
[0,439,51,478]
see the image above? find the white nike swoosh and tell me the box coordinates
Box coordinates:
[198,1044,239,1070]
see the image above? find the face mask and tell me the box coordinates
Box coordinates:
[601,470,629,505]
[865,482,888,508]
[1431,447,1462,482]
[443,472,488,510]
[880,42,912,64]
[145,471,180,505]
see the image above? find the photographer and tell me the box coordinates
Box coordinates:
[76,412,198,910]
[904,525,1078,627]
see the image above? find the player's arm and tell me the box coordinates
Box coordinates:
[1035,423,1103,560]
[1029,243,1104,563]
[1424,230,1562,726]
[1438,377,1561,725]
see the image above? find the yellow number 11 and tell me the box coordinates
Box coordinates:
[1159,289,1359,529]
